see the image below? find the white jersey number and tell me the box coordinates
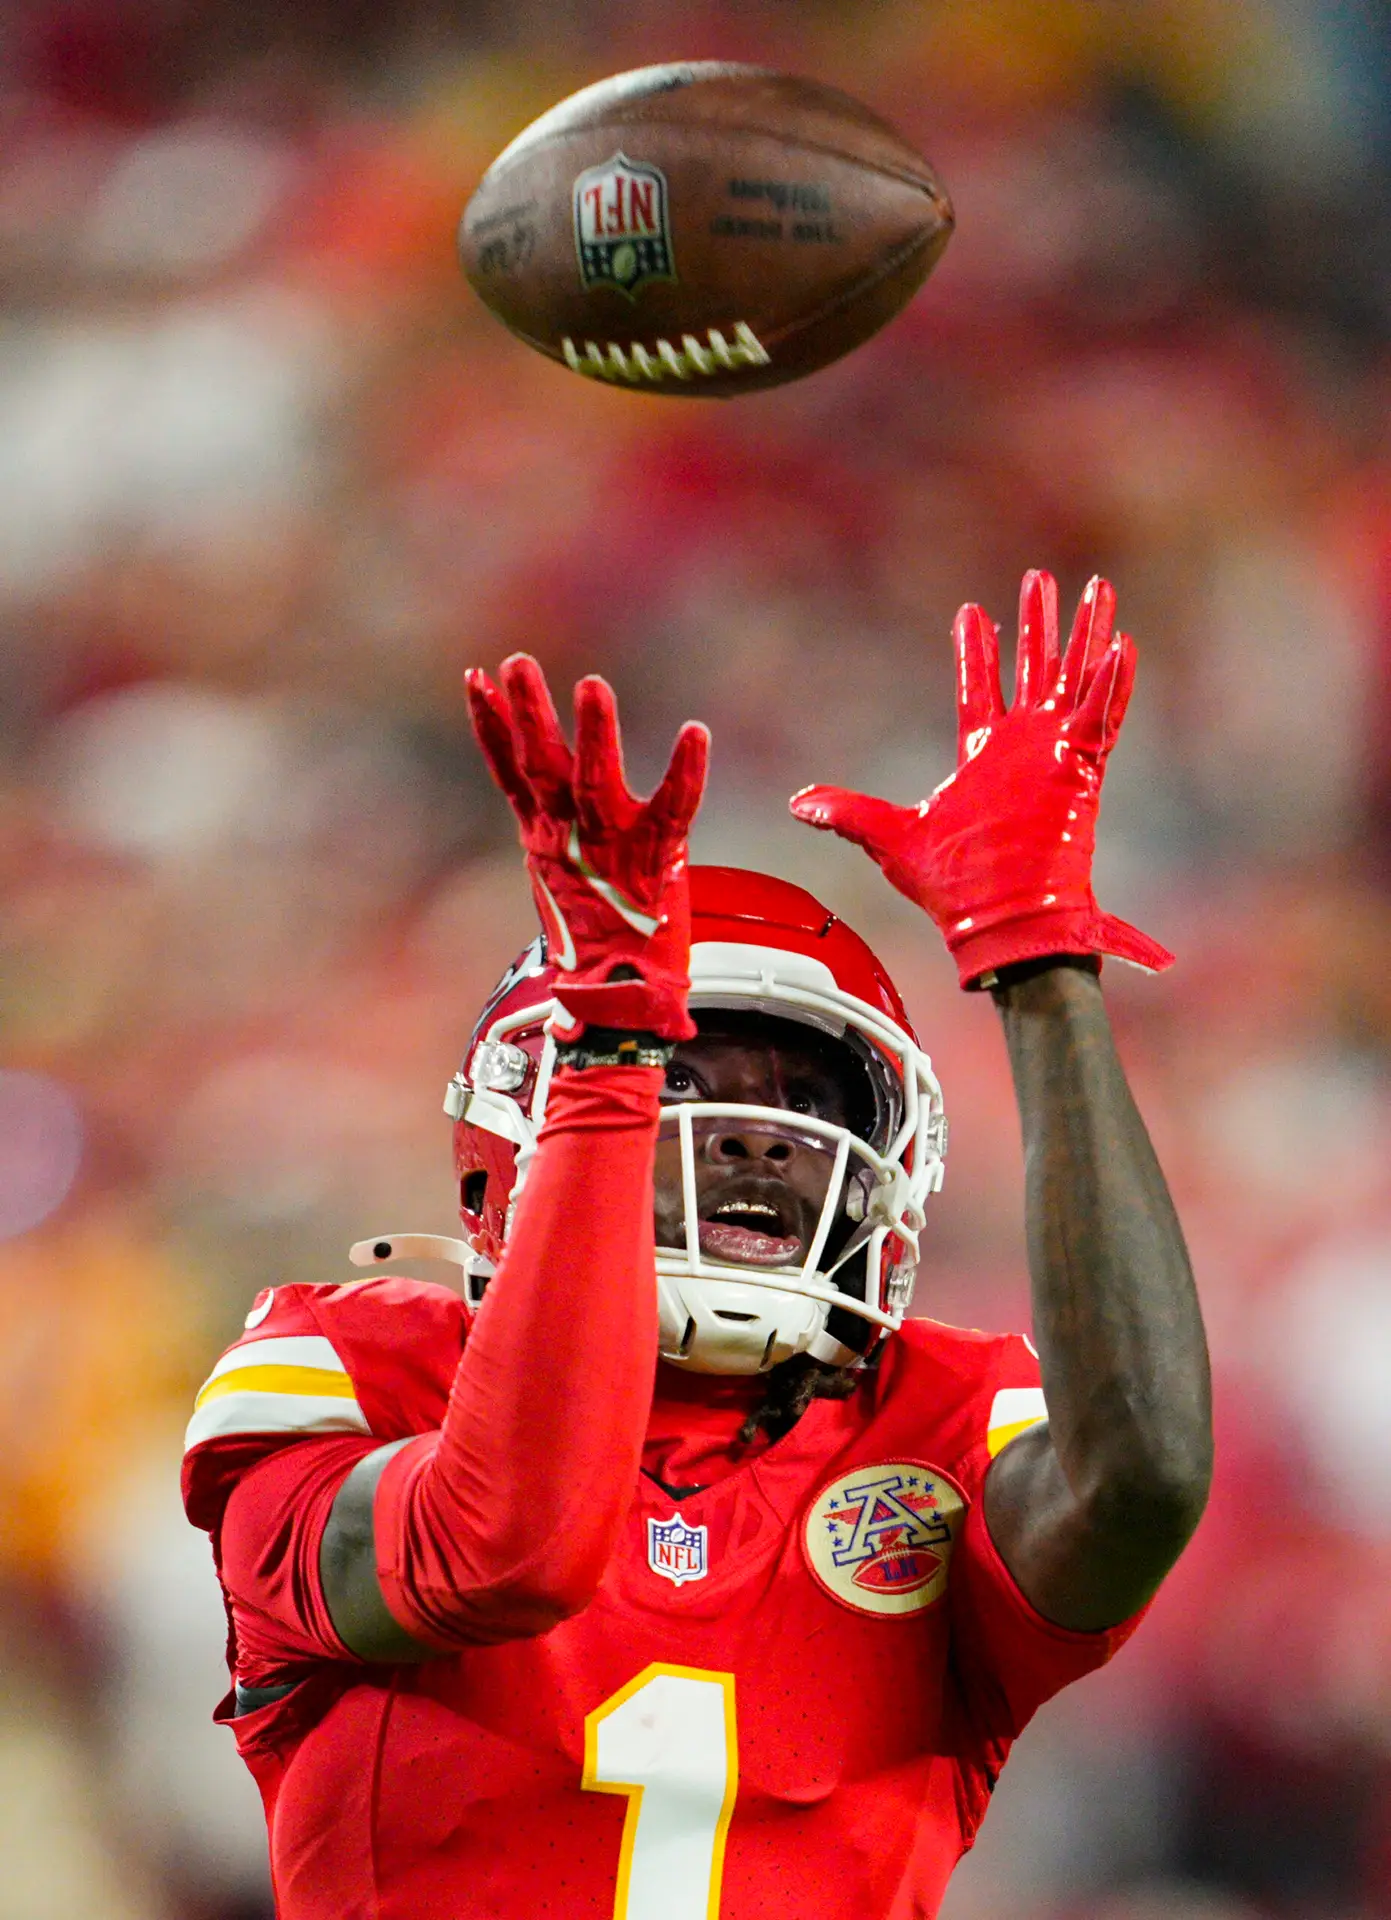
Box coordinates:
[583,1663,739,1920]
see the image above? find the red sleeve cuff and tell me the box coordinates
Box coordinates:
[950,1492,1148,1741]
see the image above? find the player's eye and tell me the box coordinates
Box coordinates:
[786,1081,833,1118]
[663,1063,701,1099]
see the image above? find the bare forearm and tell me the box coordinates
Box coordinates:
[998,964,1210,1502]
[986,962,1211,1625]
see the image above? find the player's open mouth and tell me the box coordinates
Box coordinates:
[697,1192,804,1267]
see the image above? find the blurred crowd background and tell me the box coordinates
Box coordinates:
[2,0,1391,1915]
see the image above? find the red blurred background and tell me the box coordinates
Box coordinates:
[3,2,1391,1915]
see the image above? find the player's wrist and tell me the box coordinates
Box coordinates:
[947,904,1100,990]
[983,953,1101,999]
[549,958,695,1042]
[554,1027,677,1070]
[952,903,1174,992]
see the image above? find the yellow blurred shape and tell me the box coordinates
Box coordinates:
[0,1204,202,1583]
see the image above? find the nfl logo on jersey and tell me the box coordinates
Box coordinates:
[646,1513,708,1587]
[572,153,675,296]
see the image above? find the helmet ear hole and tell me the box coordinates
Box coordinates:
[462,1171,487,1214]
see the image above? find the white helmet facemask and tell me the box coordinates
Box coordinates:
[650,941,946,1374]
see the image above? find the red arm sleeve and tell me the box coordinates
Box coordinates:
[370,1064,662,1648]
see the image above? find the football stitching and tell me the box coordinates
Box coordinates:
[767,222,945,343]
[560,322,771,384]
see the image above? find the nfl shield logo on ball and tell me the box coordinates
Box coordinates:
[573,153,676,296]
[647,1513,708,1586]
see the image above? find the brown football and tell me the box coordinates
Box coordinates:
[459,63,953,398]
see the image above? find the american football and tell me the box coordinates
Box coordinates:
[458,62,953,396]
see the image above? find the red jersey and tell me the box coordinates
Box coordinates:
[184,1278,1138,1920]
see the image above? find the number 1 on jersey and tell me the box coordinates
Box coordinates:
[583,1664,738,1920]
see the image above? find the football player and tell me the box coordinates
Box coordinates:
[183,571,1211,1920]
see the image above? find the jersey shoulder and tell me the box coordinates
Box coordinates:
[875,1316,1048,1489]
[182,1276,465,1532]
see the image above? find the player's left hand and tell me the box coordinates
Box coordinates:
[467,654,709,1040]
[790,570,1173,988]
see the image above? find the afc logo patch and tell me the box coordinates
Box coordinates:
[647,1513,708,1587]
[573,153,676,296]
[803,1462,964,1618]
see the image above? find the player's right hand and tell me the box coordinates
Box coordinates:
[466,655,709,1041]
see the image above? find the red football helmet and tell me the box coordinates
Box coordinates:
[443,867,946,1373]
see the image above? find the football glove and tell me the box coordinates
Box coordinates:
[466,654,709,1040]
[790,570,1173,989]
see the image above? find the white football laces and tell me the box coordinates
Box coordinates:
[561,322,770,384]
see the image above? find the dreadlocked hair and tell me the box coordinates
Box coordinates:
[737,1350,872,1445]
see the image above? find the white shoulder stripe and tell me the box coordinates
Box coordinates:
[185,1389,371,1453]
[203,1334,346,1384]
[989,1386,1048,1428]
[986,1385,1048,1458]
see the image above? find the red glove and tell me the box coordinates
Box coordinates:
[790,570,1173,989]
[466,654,709,1039]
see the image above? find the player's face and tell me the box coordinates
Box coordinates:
[653,1028,854,1269]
